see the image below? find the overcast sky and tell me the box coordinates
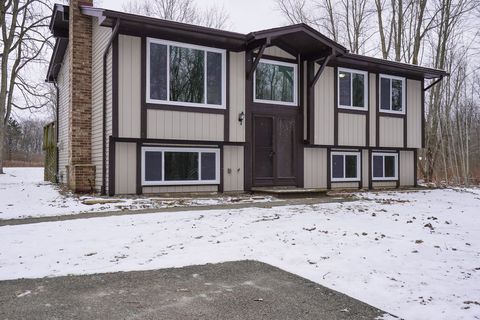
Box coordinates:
[98,0,286,33]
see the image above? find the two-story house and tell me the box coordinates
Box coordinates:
[46,0,447,195]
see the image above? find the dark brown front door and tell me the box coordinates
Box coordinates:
[253,114,297,186]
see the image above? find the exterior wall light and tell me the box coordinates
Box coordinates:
[238,111,245,125]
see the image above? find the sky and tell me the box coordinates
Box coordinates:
[98,0,287,33]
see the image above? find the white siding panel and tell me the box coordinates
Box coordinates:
[407,79,422,148]
[379,117,403,147]
[314,66,334,144]
[400,150,415,187]
[262,46,295,59]
[229,51,246,142]
[331,182,359,189]
[143,185,218,194]
[303,148,327,189]
[372,181,397,188]
[115,142,137,194]
[223,145,244,191]
[362,149,369,189]
[338,113,366,146]
[57,46,70,184]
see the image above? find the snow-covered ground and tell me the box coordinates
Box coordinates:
[0,186,479,319]
[0,167,273,220]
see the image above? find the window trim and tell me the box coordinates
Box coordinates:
[253,58,298,106]
[371,152,399,181]
[330,151,361,182]
[146,38,227,109]
[141,146,221,186]
[379,74,406,115]
[337,67,369,111]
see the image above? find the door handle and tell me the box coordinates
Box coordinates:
[269,151,276,158]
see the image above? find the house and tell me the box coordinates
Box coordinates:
[46,0,447,195]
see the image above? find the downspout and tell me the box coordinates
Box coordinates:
[53,81,59,183]
[102,19,120,195]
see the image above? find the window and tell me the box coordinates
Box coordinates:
[147,38,226,109]
[331,151,361,182]
[379,74,405,114]
[338,68,368,111]
[141,147,220,185]
[254,59,298,106]
[372,152,398,180]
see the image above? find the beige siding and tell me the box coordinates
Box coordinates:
[105,35,113,194]
[331,182,359,189]
[338,113,366,146]
[115,142,137,194]
[369,73,376,146]
[223,146,244,191]
[400,150,415,187]
[229,52,245,142]
[303,148,327,189]
[313,66,335,144]
[57,46,70,184]
[91,20,112,191]
[379,117,403,147]
[118,35,141,138]
[407,79,422,148]
[146,109,224,141]
[362,149,369,188]
[262,46,295,59]
[143,185,218,194]
[372,181,397,188]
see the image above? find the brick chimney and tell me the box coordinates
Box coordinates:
[67,0,95,192]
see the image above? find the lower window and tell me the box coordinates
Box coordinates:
[372,152,398,180]
[142,147,220,185]
[331,151,361,182]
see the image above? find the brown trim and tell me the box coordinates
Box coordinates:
[334,67,338,145]
[359,150,363,189]
[403,80,408,148]
[113,136,244,146]
[338,108,368,115]
[413,149,418,187]
[225,51,230,142]
[421,78,425,148]
[112,36,119,137]
[136,142,142,195]
[396,151,401,188]
[259,54,297,64]
[375,73,380,147]
[366,73,370,149]
[140,36,147,139]
[304,143,417,152]
[247,43,266,80]
[108,136,116,196]
[368,149,372,189]
[219,146,224,192]
[326,147,331,189]
[244,50,253,191]
[307,60,314,143]
[297,55,305,188]
[145,103,226,114]
[378,112,405,118]
[310,55,331,88]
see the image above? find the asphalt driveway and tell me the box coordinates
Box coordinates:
[0,260,390,319]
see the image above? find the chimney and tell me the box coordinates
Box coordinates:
[67,0,95,193]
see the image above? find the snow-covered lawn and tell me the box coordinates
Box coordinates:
[0,188,479,319]
[0,167,273,220]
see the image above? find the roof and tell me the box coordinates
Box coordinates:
[46,4,447,82]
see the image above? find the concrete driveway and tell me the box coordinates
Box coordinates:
[0,261,390,319]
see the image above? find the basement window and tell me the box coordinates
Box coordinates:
[147,38,226,109]
[331,151,361,182]
[379,74,405,114]
[372,152,398,180]
[254,59,298,106]
[338,68,368,111]
[141,147,220,186]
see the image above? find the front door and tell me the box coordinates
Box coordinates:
[253,114,297,186]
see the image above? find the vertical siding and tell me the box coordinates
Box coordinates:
[118,35,141,138]
[57,46,70,184]
[362,149,369,188]
[314,66,334,144]
[105,35,113,194]
[146,109,224,141]
[143,185,218,194]
[331,182,358,189]
[262,46,295,59]
[379,117,404,147]
[115,142,137,194]
[338,113,366,146]
[91,20,112,191]
[369,73,376,146]
[303,148,327,188]
[229,51,245,142]
[407,79,422,148]
[372,181,397,188]
[223,146,244,191]
[400,150,415,187]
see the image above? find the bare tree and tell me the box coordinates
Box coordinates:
[0,0,53,174]
[123,0,231,29]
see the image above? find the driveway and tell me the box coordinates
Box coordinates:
[0,261,389,319]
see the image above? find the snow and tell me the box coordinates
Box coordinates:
[0,167,274,220]
[0,187,479,319]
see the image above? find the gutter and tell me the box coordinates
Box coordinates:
[102,18,120,195]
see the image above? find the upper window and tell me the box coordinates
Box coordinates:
[372,152,398,180]
[147,38,226,109]
[331,151,361,182]
[338,68,368,111]
[141,147,220,186]
[379,74,405,114]
[254,59,298,106]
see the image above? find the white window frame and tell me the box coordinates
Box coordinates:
[253,58,298,106]
[371,152,399,181]
[330,151,361,182]
[379,74,406,114]
[337,67,369,111]
[146,38,227,109]
[141,146,220,186]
